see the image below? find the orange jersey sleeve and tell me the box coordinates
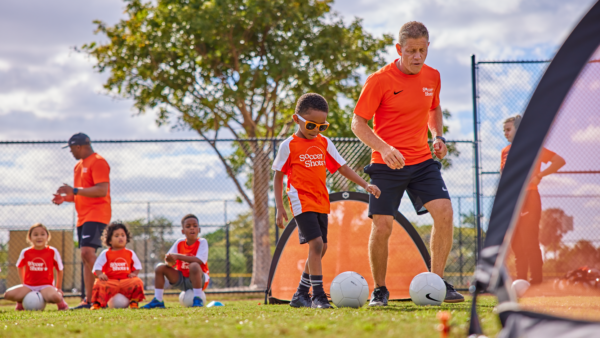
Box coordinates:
[353,61,440,166]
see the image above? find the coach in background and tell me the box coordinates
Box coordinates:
[52,133,111,309]
[352,22,463,306]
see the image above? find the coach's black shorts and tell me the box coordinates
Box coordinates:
[364,159,450,217]
[294,212,328,244]
[77,222,107,249]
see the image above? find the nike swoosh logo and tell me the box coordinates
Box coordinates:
[425,293,440,302]
[521,212,529,216]
[82,235,91,238]
[394,90,403,95]
[442,187,448,191]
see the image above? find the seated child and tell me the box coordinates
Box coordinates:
[91,221,145,309]
[142,214,209,309]
[4,223,69,310]
[272,93,380,308]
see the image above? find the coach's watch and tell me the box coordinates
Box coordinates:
[435,136,446,144]
[73,188,79,195]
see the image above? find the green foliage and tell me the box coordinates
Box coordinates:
[539,208,574,253]
[126,216,177,259]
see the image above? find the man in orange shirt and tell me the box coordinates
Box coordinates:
[52,133,111,309]
[352,22,463,305]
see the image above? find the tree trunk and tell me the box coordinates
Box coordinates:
[250,148,271,289]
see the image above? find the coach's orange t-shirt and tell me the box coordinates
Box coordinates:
[500,145,556,190]
[354,60,441,165]
[74,153,111,226]
[272,134,346,216]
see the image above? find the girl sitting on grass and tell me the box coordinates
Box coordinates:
[91,221,145,309]
[4,223,69,310]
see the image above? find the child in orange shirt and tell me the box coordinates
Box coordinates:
[91,222,145,309]
[142,214,209,309]
[273,93,381,308]
[4,223,69,310]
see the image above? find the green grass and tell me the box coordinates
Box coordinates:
[0,295,501,338]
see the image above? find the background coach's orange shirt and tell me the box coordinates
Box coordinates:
[74,153,111,226]
[354,60,441,166]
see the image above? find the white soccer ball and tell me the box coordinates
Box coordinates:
[108,293,130,309]
[511,279,530,297]
[179,289,207,307]
[330,271,370,308]
[409,272,446,306]
[23,291,46,311]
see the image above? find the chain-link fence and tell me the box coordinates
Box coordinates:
[474,56,600,280]
[0,137,479,294]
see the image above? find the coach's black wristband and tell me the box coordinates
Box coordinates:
[435,136,446,144]
[73,188,79,195]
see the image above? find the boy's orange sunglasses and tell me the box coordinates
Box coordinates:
[295,114,330,132]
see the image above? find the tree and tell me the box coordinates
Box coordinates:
[83,0,392,288]
[539,208,574,259]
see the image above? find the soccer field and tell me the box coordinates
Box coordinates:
[0,295,501,338]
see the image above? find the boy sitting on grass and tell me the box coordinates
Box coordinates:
[142,214,209,309]
[273,93,381,308]
[91,221,145,309]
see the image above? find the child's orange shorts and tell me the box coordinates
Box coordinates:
[91,277,145,307]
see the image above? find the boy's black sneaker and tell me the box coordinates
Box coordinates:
[290,292,312,308]
[311,293,332,309]
[368,287,389,307]
[443,280,465,303]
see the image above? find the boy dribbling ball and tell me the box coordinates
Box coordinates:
[142,214,209,309]
[273,93,381,309]
[4,223,69,311]
[91,222,145,309]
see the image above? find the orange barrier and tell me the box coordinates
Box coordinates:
[267,192,430,302]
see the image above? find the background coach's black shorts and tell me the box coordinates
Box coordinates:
[294,212,328,244]
[77,221,107,249]
[364,159,450,217]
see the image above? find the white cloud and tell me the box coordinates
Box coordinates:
[572,125,600,143]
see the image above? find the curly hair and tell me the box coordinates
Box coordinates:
[295,93,329,116]
[102,221,131,248]
[399,21,429,46]
[26,223,51,245]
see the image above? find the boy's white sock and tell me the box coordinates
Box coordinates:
[155,289,164,301]
[193,288,203,298]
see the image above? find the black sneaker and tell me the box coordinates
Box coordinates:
[290,292,312,308]
[311,293,332,309]
[368,287,389,307]
[443,280,465,303]
[70,298,92,310]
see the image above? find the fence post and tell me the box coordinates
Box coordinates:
[272,139,279,245]
[145,202,150,289]
[471,54,483,261]
[225,200,230,288]
[458,197,463,286]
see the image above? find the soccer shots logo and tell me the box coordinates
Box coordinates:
[423,87,434,96]
[110,257,130,272]
[28,258,48,271]
[299,146,325,168]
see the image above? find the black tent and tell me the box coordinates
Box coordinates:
[470,1,600,336]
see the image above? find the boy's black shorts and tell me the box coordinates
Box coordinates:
[77,221,107,249]
[364,159,450,217]
[294,212,328,244]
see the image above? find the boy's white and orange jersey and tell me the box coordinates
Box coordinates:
[272,134,346,216]
[93,248,143,280]
[16,246,63,286]
[167,238,210,289]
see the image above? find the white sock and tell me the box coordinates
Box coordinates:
[193,288,203,298]
[155,289,164,301]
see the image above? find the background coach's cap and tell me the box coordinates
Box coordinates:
[62,133,91,148]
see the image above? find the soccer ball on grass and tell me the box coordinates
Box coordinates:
[23,291,46,311]
[329,271,370,308]
[179,289,207,307]
[409,272,446,306]
[108,293,130,309]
